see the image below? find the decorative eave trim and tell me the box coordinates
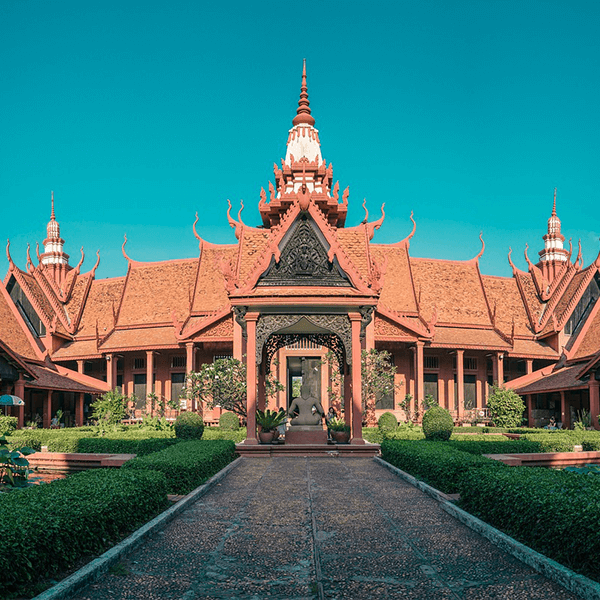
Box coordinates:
[177,307,232,341]
[376,306,432,339]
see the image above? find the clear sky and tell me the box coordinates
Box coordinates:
[1,1,599,281]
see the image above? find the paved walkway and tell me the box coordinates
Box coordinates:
[73,457,577,599]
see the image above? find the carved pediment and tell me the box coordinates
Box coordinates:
[257,213,351,287]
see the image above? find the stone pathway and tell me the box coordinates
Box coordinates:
[72,457,578,599]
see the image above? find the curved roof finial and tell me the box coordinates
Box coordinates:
[524,243,534,270]
[361,198,369,224]
[595,238,600,267]
[35,242,41,263]
[6,239,14,269]
[407,211,416,241]
[474,232,485,261]
[237,200,245,227]
[193,212,202,241]
[576,239,582,267]
[91,250,101,275]
[73,247,85,274]
[26,244,33,271]
[366,204,386,240]
[507,247,517,273]
[568,238,573,262]
[121,234,131,262]
[292,59,315,127]
[226,199,243,240]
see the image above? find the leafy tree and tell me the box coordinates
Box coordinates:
[90,390,128,426]
[487,385,525,428]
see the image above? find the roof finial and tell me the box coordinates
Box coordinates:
[51,190,55,220]
[292,59,315,127]
[552,187,557,217]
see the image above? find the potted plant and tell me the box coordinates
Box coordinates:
[256,409,286,444]
[328,416,351,443]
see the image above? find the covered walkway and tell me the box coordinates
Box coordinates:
[73,457,576,599]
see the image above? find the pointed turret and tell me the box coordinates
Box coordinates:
[39,191,71,288]
[538,188,569,283]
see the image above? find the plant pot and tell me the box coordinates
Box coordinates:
[332,430,350,444]
[259,430,275,444]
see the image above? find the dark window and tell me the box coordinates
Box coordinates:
[424,356,439,369]
[134,358,146,370]
[565,274,600,335]
[171,356,186,368]
[454,374,477,410]
[424,373,438,401]
[171,372,186,403]
[133,374,146,408]
[7,279,46,337]
[116,374,123,393]
[464,358,477,371]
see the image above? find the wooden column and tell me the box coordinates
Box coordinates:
[77,360,84,374]
[350,313,364,444]
[343,366,352,427]
[496,353,504,385]
[560,391,570,429]
[146,351,154,413]
[414,341,424,414]
[186,343,195,411]
[76,392,84,426]
[526,359,533,375]
[526,395,534,427]
[15,377,25,429]
[456,350,464,422]
[233,315,243,361]
[244,313,259,444]
[106,354,115,390]
[589,381,600,430]
[257,365,266,411]
[44,390,52,429]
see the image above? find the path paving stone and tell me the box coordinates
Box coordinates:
[72,457,578,599]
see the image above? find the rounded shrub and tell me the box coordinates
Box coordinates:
[422,406,454,441]
[219,412,240,431]
[378,412,398,432]
[174,412,204,440]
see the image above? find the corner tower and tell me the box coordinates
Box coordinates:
[537,188,569,283]
[39,191,70,287]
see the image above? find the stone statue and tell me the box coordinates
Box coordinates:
[288,382,324,426]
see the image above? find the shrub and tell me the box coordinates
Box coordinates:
[378,412,398,432]
[381,439,504,494]
[90,390,128,425]
[219,411,240,430]
[77,436,180,456]
[523,431,584,452]
[174,412,204,440]
[0,415,18,435]
[487,385,525,428]
[203,427,246,442]
[449,435,542,455]
[422,405,454,441]
[123,439,236,494]
[0,468,167,592]
[459,466,600,579]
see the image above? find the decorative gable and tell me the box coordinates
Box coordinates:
[257,212,351,287]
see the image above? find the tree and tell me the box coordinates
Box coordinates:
[487,385,525,428]
[90,390,128,425]
[180,357,285,418]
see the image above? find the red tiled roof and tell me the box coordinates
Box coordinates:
[63,272,93,329]
[51,339,101,360]
[26,363,110,393]
[573,307,600,360]
[77,278,126,337]
[0,284,41,361]
[411,258,491,325]
[374,314,418,340]
[237,229,272,285]
[514,363,586,394]
[118,260,197,326]
[336,228,371,280]
[430,326,509,349]
[481,275,533,335]
[510,339,558,359]
[192,246,236,312]
[515,271,544,325]
[371,245,418,313]
[100,327,179,350]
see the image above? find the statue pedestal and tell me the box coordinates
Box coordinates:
[285,426,327,445]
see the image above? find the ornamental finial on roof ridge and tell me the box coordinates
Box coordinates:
[292,59,315,127]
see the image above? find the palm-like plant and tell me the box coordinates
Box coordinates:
[256,409,286,432]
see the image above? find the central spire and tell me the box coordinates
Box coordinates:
[292,59,315,127]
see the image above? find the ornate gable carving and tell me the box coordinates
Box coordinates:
[257,213,351,287]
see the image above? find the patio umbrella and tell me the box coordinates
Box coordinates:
[0,395,24,415]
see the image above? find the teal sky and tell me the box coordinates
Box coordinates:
[2,1,599,281]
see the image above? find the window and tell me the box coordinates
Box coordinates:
[424,356,439,370]
[214,355,233,362]
[134,358,146,370]
[117,358,124,371]
[7,279,46,337]
[171,372,186,403]
[84,362,93,374]
[133,374,146,408]
[565,274,600,335]
[375,388,394,410]
[171,356,186,369]
[424,373,438,401]
[116,374,123,393]
[464,358,477,371]
[455,374,477,410]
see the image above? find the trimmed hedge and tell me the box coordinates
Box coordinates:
[123,439,236,494]
[77,436,180,456]
[174,412,204,440]
[522,431,586,452]
[422,406,453,441]
[0,415,18,435]
[378,412,398,432]
[381,439,505,494]
[203,427,246,443]
[459,466,600,579]
[449,434,543,455]
[6,429,93,452]
[219,412,240,430]
[0,468,168,592]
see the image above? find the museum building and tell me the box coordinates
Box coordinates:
[1,62,599,439]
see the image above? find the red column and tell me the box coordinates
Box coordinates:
[350,313,364,445]
[146,351,154,414]
[497,353,504,385]
[526,395,534,427]
[415,342,424,417]
[44,390,52,429]
[456,350,464,422]
[526,359,533,375]
[257,366,266,411]
[244,313,259,444]
[343,366,352,427]
[560,391,570,429]
[77,360,84,374]
[186,343,195,411]
[589,381,600,430]
[76,392,84,426]
[106,354,115,389]
[15,377,25,429]
[233,317,243,361]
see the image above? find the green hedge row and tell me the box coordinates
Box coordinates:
[448,435,542,455]
[123,439,237,495]
[459,466,600,579]
[380,439,505,494]
[76,436,180,456]
[202,427,246,443]
[0,468,168,592]
[0,415,18,435]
